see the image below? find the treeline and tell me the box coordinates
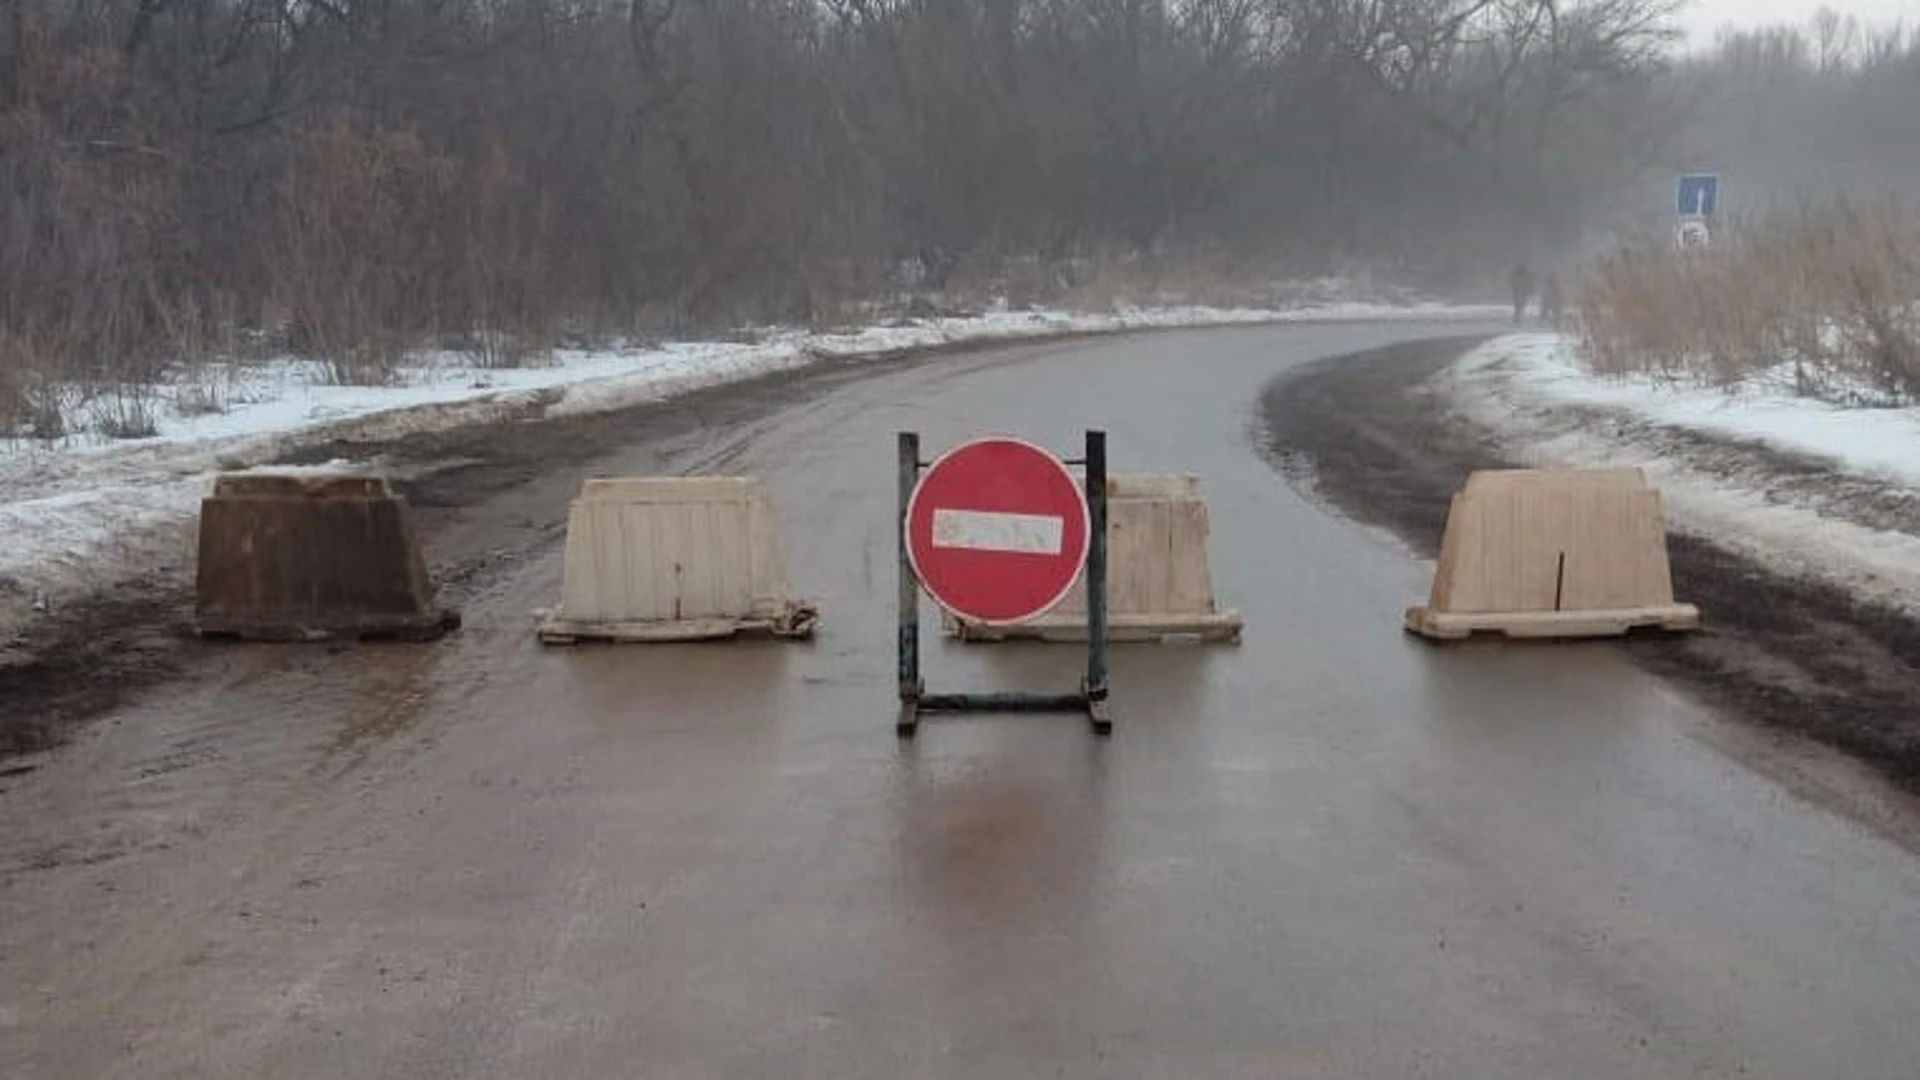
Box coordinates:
[0,1,1913,399]
[1574,13,1920,404]
[1,0,1685,391]
[1658,11,1920,225]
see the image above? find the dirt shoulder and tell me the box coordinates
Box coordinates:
[1259,336,1920,797]
[0,350,933,760]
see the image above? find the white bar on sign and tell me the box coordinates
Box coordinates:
[931,508,1065,555]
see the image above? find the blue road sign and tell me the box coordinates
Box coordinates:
[1677,173,1720,218]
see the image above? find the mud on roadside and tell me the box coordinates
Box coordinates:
[1258,336,1920,796]
[0,352,927,761]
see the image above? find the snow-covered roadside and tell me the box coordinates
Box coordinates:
[1,300,1503,640]
[1447,333,1920,618]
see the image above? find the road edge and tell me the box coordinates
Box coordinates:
[1257,335,1920,836]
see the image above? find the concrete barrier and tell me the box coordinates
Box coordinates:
[195,473,460,642]
[1404,467,1701,640]
[534,476,818,644]
[946,473,1242,643]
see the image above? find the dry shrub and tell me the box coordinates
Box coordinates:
[88,387,159,440]
[914,245,1390,321]
[0,331,64,439]
[1048,247,1207,311]
[455,141,562,368]
[933,246,1264,314]
[156,292,247,417]
[1579,196,1920,402]
[0,31,186,434]
[277,122,582,377]
[276,118,458,385]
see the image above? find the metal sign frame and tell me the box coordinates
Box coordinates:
[896,430,1112,738]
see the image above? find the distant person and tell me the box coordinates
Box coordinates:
[1539,272,1564,329]
[1509,262,1535,324]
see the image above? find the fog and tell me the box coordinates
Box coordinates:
[1670,8,1920,213]
[1679,0,1914,45]
[3,0,1918,387]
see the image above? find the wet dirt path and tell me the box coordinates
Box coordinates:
[5,324,1920,1079]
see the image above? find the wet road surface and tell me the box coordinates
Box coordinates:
[4,323,1920,1078]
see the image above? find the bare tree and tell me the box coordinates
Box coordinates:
[19,0,1911,399]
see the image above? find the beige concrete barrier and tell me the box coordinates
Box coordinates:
[534,476,818,644]
[195,473,460,642]
[1404,467,1700,641]
[946,473,1242,643]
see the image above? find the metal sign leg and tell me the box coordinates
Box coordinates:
[898,431,923,737]
[1084,429,1112,736]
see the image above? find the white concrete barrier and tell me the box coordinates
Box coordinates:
[535,476,817,643]
[1404,467,1700,640]
[946,473,1242,643]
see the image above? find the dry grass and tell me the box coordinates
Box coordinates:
[1578,197,1920,403]
[87,389,159,440]
[0,331,64,439]
[0,291,259,442]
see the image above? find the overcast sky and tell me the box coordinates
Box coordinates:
[1675,0,1917,44]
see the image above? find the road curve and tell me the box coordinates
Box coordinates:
[4,322,1919,1079]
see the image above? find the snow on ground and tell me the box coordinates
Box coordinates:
[1454,333,1920,488]
[1449,332,1920,617]
[1,300,1504,637]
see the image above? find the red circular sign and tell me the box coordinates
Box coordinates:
[906,436,1091,624]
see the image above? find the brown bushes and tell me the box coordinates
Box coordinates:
[277,120,458,385]
[0,34,186,418]
[5,0,1867,440]
[278,124,567,381]
[1578,198,1920,403]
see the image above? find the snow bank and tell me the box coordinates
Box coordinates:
[1,301,1502,635]
[1450,333,1920,616]
[1455,333,1920,488]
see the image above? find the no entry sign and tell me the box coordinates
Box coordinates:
[905,436,1092,625]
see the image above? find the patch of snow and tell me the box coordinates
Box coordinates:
[0,300,1505,639]
[1457,333,1920,488]
[1450,333,1920,617]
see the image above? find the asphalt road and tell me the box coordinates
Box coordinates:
[4,323,1919,1079]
